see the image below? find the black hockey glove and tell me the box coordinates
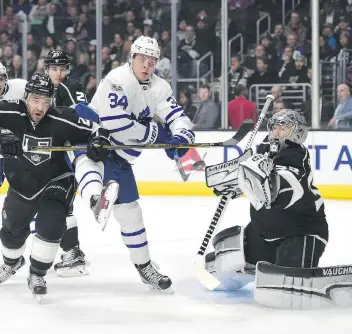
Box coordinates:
[0,128,23,158]
[86,128,111,163]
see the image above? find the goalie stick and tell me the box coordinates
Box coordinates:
[194,94,275,290]
[25,120,254,152]
[173,120,254,182]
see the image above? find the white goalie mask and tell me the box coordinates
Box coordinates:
[0,62,8,83]
[267,109,308,146]
[130,35,160,62]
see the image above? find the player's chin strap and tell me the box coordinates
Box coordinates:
[194,94,275,291]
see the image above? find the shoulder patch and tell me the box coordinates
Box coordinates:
[111,84,123,92]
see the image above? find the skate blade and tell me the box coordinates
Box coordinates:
[147,284,174,295]
[56,265,89,278]
[99,182,119,231]
[33,293,45,303]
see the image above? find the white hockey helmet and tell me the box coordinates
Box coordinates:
[130,35,160,60]
[0,62,8,82]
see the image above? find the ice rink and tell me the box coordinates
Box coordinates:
[0,195,351,334]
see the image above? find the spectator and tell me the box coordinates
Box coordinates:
[65,39,77,68]
[260,34,279,66]
[110,34,124,64]
[35,58,45,75]
[84,75,97,101]
[284,12,307,45]
[228,84,257,129]
[144,0,163,24]
[42,3,64,42]
[160,30,171,59]
[179,90,196,120]
[177,20,187,43]
[102,15,116,47]
[102,46,112,77]
[111,60,121,69]
[271,23,287,55]
[39,35,57,59]
[318,36,333,61]
[27,33,40,58]
[280,54,310,85]
[13,0,32,16]
[328,84,352,129]
[143,19,158,40]
[27,50,38,78]
[125,22,135,41]
[8,55,22,79]
[66,5,79,29]
[74,13,95,52]
[88,40,96,64]
[333,16,352,42]
[321,24,337,50]
[193,84,219,129]
[155,46,171,80]
[0,6,21,39]
[271,86,294,109]
[228,54,246,100]
[247,56,279,87]
[286,33,305,58]
[133,28,143,40]
[121,39,133,64]
[70,53,89,80]
[29,0,48,22]
[273,100,285,113]
[320,3,343,27]
[0,46,13,72]
[277,46,295,78]
[64,27,75,43]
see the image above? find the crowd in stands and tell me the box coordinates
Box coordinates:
[0,0,351,129]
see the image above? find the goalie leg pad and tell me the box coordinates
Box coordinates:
[206,226,255,291]
[255,262,352,309]
[113,201,151,265]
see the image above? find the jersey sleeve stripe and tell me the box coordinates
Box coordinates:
[100,115,131,121]
[110,122,134,133]
[110,137,142,157]
[165,106,184,123]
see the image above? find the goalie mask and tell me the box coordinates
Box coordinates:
[267,109,308,148]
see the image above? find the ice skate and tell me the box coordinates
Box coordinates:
[90,180,119,231]
[0,256,25,284]
[135,261,173,294]
[54,246,88,277]
[27,273,47,302]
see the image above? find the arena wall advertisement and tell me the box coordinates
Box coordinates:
[0,131,351,199]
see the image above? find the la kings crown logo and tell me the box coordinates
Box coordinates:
[23,134,52,166]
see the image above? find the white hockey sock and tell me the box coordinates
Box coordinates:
[74,155,104,201]
[113,201,151,265]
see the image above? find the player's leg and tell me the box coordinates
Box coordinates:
[54,203,88,277]
[28,175,76,298]
[106,154,172,292]
[0,188,38,283]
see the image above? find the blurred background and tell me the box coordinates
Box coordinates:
[1,0,351,131]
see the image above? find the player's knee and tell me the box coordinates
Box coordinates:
[36,200,67,241]
[1,208,31,242]
[113,201,143,229]
[206,225,254,291]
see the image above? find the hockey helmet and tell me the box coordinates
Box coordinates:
[25,74,55,98]
[44,50,71,72]
[130,35,160,60]
[0,62,8,82]
[267,109,308,145]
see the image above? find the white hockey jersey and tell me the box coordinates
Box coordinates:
[0,79,27,101]
[90,63,193,162]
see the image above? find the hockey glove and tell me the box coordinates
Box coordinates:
[139,119,169,145]
[238,153,275,210]
[86,128,111,163]
[0,128,23,158]
[165,129,195,160]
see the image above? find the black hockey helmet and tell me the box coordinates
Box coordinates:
[25,74,55,98]
[44,50,71,69]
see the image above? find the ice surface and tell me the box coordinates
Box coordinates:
[0,195,351,334]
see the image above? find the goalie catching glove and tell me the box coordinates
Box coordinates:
[238,153,279,210]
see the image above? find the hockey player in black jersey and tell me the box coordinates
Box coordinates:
[0,74,110,300]
[44,50,91,276]
[207,109,328,294]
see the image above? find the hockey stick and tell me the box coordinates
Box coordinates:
[194,94,275,291]
[26,119,254,152]
[173,120,253,181]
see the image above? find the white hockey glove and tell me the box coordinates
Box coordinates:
[238,153,276,210]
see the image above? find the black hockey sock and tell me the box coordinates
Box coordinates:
[3,256,20,266]
[60,226,80,251]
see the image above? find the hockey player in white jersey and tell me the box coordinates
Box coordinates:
[0,62,26,101]
[73,35,195,292]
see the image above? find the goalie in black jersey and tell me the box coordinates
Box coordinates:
[0,74,110,300]
[207,109,332,308]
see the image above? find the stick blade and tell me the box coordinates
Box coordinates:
[194,255,221,290]
[223,119,254,147]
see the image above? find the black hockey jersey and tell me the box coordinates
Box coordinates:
[0,100,98,199]
[53,78,87,107]
[250,138,328,242]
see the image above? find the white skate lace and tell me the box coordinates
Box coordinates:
[142,264,164,285]
[29,274,45,288]
[62,248,83,264]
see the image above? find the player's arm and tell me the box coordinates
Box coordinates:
[155,83,195,159]
[58,109,111,163]
[238,147,307,210]
[91,77,165,145]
